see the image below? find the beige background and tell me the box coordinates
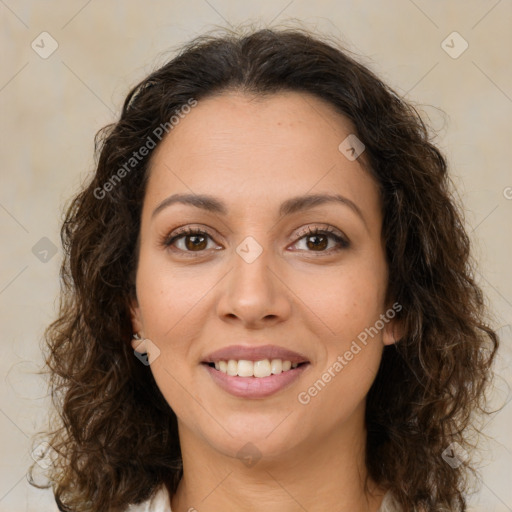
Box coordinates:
[1,1,511,511]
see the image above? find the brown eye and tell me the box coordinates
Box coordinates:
[292,226,349,253]
[164,228,217,252]
[305,233,329,251]
[183,233,208,251]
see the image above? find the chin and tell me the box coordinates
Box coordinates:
[205,421,302,463]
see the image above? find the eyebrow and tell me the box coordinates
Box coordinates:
[151,192,368,230]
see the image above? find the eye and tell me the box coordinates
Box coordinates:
[291,226,349,253]
[162,227,220,253]
[160,225,349,255]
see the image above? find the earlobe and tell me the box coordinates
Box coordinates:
[383,320,403,346]
[129,299,144,351]
[131,332,146,353]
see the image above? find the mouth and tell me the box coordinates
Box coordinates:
[200,344,311,397]
[202,344,310,370]
[202,360,310,399]
[202,359,310,378]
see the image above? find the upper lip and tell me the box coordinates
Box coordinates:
[202,344,310,364]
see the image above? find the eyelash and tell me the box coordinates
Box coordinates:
[160,225,349,256]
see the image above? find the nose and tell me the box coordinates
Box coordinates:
[216,243,292,329]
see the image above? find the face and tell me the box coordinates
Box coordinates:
[130,91,399,461]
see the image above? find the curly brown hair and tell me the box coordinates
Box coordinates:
[29,25,499,512]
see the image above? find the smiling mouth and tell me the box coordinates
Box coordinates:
[203,359,310,378]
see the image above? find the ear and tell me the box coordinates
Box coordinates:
[129,297,145,352]
[382,303,404,346]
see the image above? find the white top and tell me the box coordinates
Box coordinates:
[126,485,402,511]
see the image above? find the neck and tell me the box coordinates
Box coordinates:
[170,406,387,512]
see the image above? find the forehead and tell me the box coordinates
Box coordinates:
[150,90,357,167]
[143,90,380,225]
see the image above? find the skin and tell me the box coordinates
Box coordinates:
[130,91,401,512]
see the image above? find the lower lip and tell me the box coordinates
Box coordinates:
[203,363,310,399]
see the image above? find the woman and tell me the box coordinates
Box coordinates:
[30,26,499,512]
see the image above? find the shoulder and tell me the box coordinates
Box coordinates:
[125,484,171,512]
[125,485,398,512]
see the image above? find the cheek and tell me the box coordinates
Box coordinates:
[299,267,387,415]
[289,260,388,340]
[134,252,217,402]
[296,343,382,435]
[295,269,386,421]
[135,249,216,336]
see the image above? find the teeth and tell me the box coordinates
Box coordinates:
[254,359,271,378]
[270,359,282,374]
[227,359,238,376]
[237,359,254,377]
[211,359,302,378]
